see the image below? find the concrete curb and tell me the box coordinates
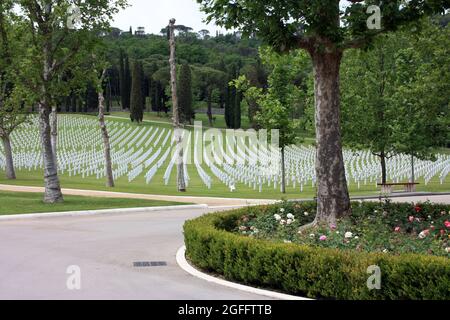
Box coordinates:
[0,204,209,221]
[176,246,311,301]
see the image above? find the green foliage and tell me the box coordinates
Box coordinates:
[184,203,450,300]
[103,31,260,124]
[0,1,31,137]
[15,0,128,108]
[341,18,449,163]
[197,0,449,52]
[234,48,310,148]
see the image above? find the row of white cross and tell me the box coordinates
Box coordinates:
[0,115,449,192]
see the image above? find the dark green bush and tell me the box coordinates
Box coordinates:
[184,205,450,300]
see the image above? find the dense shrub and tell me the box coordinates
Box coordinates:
[184,202,450,300]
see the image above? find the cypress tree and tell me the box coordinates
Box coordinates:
[226,84,235,129]
[119,50,126,110]
[140,63,146,110]
[130,61,144,123]
[178,64,193,124]
[123,55,131,110]
[234,89,242,129]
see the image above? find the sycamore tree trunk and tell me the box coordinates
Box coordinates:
[311,49,351,225]
[98,72,115,188]
[39,98,63,203]
[169,18,186,192]
[40,38,63,203]
[1,133,16,180]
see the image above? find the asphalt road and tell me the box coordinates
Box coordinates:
[1,194,448,300]
[0,207,268,300]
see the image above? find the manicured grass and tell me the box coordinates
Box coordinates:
[109,111,251,129]
[0,191,187,215]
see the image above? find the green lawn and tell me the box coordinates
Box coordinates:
[109,111,251,130]
[0,191,186,215]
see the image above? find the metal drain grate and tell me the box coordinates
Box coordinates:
[133,261,168,267]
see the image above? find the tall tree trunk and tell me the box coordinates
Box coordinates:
[40,30,63,203]
[169,18,186,192]
[1,133,16,180]
[311,49,350,225]
[50,105,58,166]
[39,99,63,203]
[98,71,115,188]
[281,146,286,194]
[380,151,387,184]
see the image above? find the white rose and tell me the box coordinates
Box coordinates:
[309,234,315,239]
[304,212,309,217]
[287,213,295,220]
[280,208,285,213]
[274,214,282,221]
[445,247,450,254]
[287,219,293,225]
[419,231,427,239]
[345,232,353,239]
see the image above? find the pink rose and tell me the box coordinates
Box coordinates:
[408,216,415,223]
[394,227,401,233]
[319,235,327,241]
[444,221,450,228]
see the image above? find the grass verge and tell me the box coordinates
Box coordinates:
[0,191,187,215]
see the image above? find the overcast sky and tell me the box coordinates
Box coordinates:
[112,0,356,35]
[112,0,228,35]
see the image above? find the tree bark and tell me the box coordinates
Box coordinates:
[40,30,63,203]
[169,18,186,192]
[98,72,115,188]
[281,146,286,194]
[39,99,63,203]
[50,105,58,166]
[1,134,16,180]
[311,48,351,225]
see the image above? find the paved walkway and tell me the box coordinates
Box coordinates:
[0,184,277,207]
[0,207,269,300]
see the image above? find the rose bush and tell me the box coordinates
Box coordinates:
[234,201,450,257]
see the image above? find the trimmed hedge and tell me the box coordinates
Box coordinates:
[184,206,450,300]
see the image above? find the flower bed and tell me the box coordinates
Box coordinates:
[184,201,450,300]
[236,201,450,257]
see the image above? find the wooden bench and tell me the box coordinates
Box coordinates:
[378,182,420,194]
